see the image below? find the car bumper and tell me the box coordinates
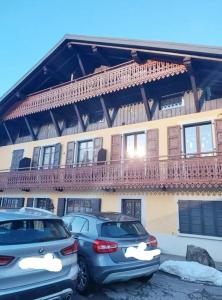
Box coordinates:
[92,260,160,284]
[0,279,76,300]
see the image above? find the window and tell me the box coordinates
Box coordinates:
[184,123,213,155]
[0,219,70,245]
[70,217,89,233]
[0,198,24,209]
[65,198,101,215]
[101,221,146,238]
[77,140,93,164]
[125,132,146,158]
[160,94,184,110]
[178,200,222,237]
[66,199,93,214]
[122,199,141,220]
[42,146,55,168]
[36,198,54,211]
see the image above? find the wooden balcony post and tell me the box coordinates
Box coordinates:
[24,116,36,141]
[49,110,61,137]
[100,96,112,127]
[140,85,151,121]
[2,121,14,144]
[73,103,85,132]
[183,57,200,112]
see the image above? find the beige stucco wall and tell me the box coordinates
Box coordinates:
[0,108,222,171]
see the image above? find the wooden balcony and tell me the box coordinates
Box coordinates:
[4,60,186,120]
[0,154,222,192]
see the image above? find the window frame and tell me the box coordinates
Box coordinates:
[0,198,24,209]
[42,145,56,169]
[77,139,94,164]
[124,131,146,159]
[183,122,214,156]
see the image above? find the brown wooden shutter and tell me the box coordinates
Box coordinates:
[147,129,159,159]
[215,119,222,154]
[93,137,103,162]
[31,147,41,169]
[91,198,101,212]
[110,134,122,163]
[57,198,66,216]
[167,125,181,158]
[26,198,34,207]
[53,143,61,167]
[10,149,24,170]
[66,141,75,166]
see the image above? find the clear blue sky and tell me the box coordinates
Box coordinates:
[1,0,222,97]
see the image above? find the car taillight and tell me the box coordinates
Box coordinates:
[92,240,118,254]
[61,240,78,256]
[0,255,15,266]
[147,235,158,247]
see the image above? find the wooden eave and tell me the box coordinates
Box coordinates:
[3,60,187,120]
[1,34,222,120]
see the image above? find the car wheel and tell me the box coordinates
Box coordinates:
[138,273,154,282]
[76,257,91,294]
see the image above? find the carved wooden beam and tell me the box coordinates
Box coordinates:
[131,50,143,64]
[92,46,110,66]
[73,103,85,132]
[49,110,61,137]
[43,66,66,83]
[24,116,36,141]
[76,52,86,76]
[2,121,14,144]
[140,85,151,121]
[183,57,200,112]
[100,96,112,127]
[67,43,86,76]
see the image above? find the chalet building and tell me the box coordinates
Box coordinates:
[0,35,222,261]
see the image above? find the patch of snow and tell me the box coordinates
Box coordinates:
[159,260,222,287]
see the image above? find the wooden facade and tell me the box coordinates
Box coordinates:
[1,35,222,192]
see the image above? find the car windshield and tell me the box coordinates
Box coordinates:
[0,219,71,245]
[101,221,147,238]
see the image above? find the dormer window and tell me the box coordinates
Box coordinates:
[160,93,184,110]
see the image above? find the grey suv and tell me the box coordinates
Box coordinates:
[63,212,160,294]
[0,208,78,300]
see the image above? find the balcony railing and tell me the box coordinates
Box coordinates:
[4,60,187,120]
[0,154,222,192]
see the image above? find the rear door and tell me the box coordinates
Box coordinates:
[0,218,76,292]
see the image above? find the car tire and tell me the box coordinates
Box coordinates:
[138,273,154,282]
[76,257,91,295]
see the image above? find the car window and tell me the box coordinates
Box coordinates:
[101,221,147,238]
[0,219,71,245]
[81,219,89,233]
[62,216,73,231]
[71,217,88,233]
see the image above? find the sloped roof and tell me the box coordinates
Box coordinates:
[1,34,222,117]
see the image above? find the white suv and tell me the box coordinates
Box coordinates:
[0,208,78,300]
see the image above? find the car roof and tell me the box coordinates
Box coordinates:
[0,208,60,221]
[63,212,139,222]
